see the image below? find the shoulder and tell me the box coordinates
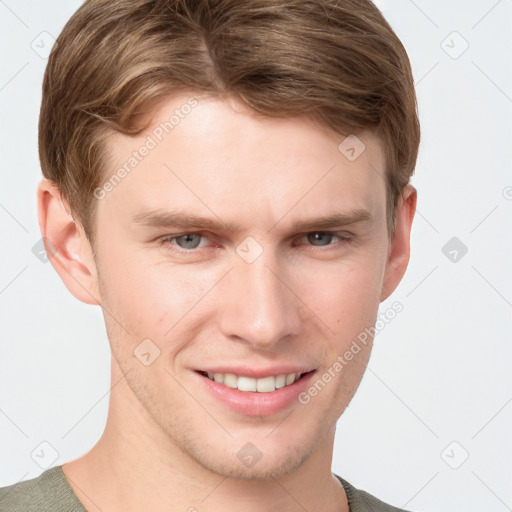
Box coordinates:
[335,474,413,512]
[0,466,85,512]
[0,470,49,512]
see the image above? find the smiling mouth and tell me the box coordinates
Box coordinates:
[196,370,315,393]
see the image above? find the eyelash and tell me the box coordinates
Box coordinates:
[158,231,354,254]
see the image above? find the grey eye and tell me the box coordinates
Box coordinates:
[307,232,334,246]
[176,234,202,249]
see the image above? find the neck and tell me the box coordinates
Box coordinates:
[62,358,348,512]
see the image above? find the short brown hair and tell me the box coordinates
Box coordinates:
[39,0,420,246]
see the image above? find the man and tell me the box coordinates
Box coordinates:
[1,0,420,510]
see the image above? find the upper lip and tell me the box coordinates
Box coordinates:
[195,366,316,379]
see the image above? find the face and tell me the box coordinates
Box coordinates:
[51,94,413,480]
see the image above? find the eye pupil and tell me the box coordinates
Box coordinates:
[177,234,201,249]
[307,232,333,246]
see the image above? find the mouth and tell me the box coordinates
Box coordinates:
[195,370,316,393]
[194,368,318,416]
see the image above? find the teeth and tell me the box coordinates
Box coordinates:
[285,373,296,385]
[223,373,237,388]
[205,372,302,392]
[275,374,286,389]
[256,376,275,392]
[238,376,257,392]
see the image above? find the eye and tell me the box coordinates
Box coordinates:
[300,231,353,248]
[160,233,207,251]
[158,230,354,254]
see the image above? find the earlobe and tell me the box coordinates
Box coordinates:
[36,178,101,306]
[379,184,417,302]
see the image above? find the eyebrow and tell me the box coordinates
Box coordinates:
[131,208,373,233]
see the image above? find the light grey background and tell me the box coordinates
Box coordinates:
[1,1,511,510]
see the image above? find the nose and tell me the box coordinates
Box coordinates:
[217,252,302,349]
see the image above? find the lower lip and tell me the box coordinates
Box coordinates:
[194,371,317,416]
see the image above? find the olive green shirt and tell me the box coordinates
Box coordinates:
[0,465,411,511]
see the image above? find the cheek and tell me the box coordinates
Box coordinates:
[298,254,384,331]
[97,247,220,347]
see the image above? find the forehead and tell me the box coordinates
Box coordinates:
[99,94,387,229]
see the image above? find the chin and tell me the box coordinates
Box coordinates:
[197,444,312,481]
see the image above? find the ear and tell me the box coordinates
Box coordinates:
[380,184,417,302]
[36,178,101,305]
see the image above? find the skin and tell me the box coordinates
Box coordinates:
[37,93,416,512]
